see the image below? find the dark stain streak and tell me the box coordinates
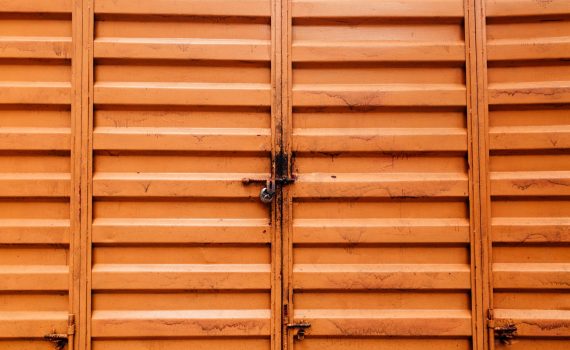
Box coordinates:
[513,182,533,191]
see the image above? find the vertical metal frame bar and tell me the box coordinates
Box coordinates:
[79,0,94,349]
[281,0,294,348]
[474,0,494,348]
[464,0,486,349]
[70,0,84,349]
[272,0,284,348]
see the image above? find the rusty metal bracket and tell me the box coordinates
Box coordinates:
[487,309,517,345]
[287,322,311,341]
[242,150,296,204]
[275,176,296,186]
[494,324,518,345]
[241,177,269,185]
[241,177,296,186]
[44,314,75,350]
[44,333,68,350]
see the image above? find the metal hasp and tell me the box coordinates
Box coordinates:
[242,152,296,204]
[44,314,75,350]
[287,322,311,341]
[44,333,67,350]
[487,309,517,345]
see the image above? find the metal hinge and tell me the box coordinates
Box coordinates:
[286,322,311,341]
[44,314,75,350]
[487,309,517,345]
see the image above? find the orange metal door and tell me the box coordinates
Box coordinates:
[2,1,570,350]
[0,1,81,349]
[282,1,483,350]
[479,0,570,348]
[83,1,281,349]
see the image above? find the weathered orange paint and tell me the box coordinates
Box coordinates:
[479,0,570,349]
[282,1,484,350]
[0,1,568,350]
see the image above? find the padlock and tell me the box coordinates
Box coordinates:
[259,180,276,204]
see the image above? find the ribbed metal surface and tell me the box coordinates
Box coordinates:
[285,1,477,349]
[88,1,275,349]
[484,0,570,347]
[0,1,77,349]
[0,1,568,350]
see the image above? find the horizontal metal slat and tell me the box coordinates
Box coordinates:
[0,219,70,244]
[293,41,465,62]
[92,309,271,338]
[93,172,267,198]
[0,265,68,291]
[490,126,570,151]
[491,171,570,196]
[492,217,570,243]
[293,218,470,244]
[489,82,570,105]
[488,38,570,61]
[93,127,271,152]
[94,82,271,106]
[93,218,270,244]
[486,0,570,17]
[0,37,72,59]
[292,0,464,18]
[494,309,570,337]
[0,312,68,338]
[292,173,469,198]
[493,263,570,289]
[293,84,467,107]
[292,128,467,152]
[0,128,71,151]
[94,0,271,16]
[0,82,72,105]
[0,173,70,197]
[95,38,271,61]
[294,309,472,336]
[293,264,471,290]
[92,264,271,290]
[0,0,71,13]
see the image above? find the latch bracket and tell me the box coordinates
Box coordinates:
[487,309,517,345]
[44,314,75,350]
[241,150,296,204]
[287,322,311,341]
[44,333,68,350]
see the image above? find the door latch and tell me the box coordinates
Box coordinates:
[44,314,75,350]
[487,309,517,345]
[242,151,296,204]
[242,176,295,204]
[494,324,518,345]
[287,322,311,341]
[44,333,68,350]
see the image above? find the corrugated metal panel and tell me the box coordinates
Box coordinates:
[0,1,79,349]
[284,0,479,349]
[1,0,568,349]
[87,1,277,349]
[483,0,570,348]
